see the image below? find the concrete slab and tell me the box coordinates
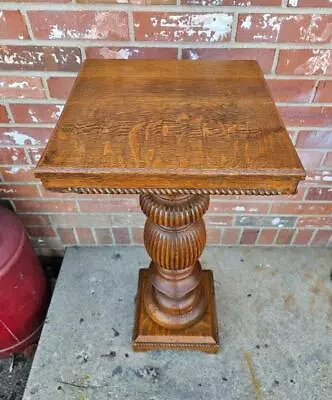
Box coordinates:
[23,247,332,400]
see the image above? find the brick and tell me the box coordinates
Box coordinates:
[292,229,314,245]
[183,0,281,4]
[221,228,241,245]
[0,128,51,146]
[275,229,295,245]
[76,228,96,245]
[183,48,275,73]
[236,215,297,228]
[28,11,129,41]
[10,104,63,124]
[322,152,332,167]
[306,187,332,201]
[14,200,77,213]
[0,166,36,182]
[113,227,131,244]
[47,77,75,99]
[0,46,82,72]
[240,229,259,245]
[296,130,332,149]
[57,228,76,245]
[19,214,50,226]
[0,11,28,39]
[209,201,269,214]
[277,50,332,76]
[311,230,331,246]
[50,214,111,228]
[270,202,332,215]
[79,199,139,213]
[0,184,39,198]
[28,226,56,237]
[237,14,332,44]
[257,229,278,245]
[205,215,233,226]
[206,228,221,244]
[95,228,113,244]
[111,213,145,227]
[279,106,332,128]
[134,12,233,42]
[0,106,9,123]
[297,150,324,169]
[305,170,332,185]
[132,227,144,244]
[314,81,332,103]
[0,148,28,165]
[266,79,315,103]
[288,0,332,6]
[0,77,44,99]
[297,216,332,228]
[86,47,177,60]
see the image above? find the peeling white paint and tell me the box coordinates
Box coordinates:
[51,105,64,120]
[233,206,245,211]
[4,131,38,146]
[188,49,200,60]
[241,15,252,30]
[49,24,65,39]
[99,48,139,59]
[0,188,15,194]
[271,217,281,226]
[50,13,127,41]
[295,50,331,75]
[5,166,30,174]
[152,13,233,42]
[28,109,39,123]
[8,81,29,89]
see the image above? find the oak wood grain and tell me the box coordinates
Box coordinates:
[36,60,305,193]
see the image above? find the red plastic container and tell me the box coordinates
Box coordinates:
[0,206,48,357]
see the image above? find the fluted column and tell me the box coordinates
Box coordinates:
[140,193,209,330]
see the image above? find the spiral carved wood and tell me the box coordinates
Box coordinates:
[141,193,209,330]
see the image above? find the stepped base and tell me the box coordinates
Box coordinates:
[132,269,220,353]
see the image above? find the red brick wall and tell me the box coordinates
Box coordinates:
[0,1,331,255]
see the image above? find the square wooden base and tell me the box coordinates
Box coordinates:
[132,269,220,353]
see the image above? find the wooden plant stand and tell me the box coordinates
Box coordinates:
[36,60,305,353]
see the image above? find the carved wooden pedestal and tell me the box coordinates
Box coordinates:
[133,194,219,353]
[35,60,305,354]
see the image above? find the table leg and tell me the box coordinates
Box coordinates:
[132,193,219,353]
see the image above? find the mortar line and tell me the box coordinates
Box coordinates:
[41,77,51,99]
[127,6,136,43]
[1,39,332,49]
[308,79,320,104]
[271,48,280,74]
[21,10,35,41]
[308,228,318,245]
[1,71,332,81]
[4,103,14,123]
[230,12,239,43]
[2,3,332,13]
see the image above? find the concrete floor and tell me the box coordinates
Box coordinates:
[23,247,331,400]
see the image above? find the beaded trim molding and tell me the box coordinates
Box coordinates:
[56,187,284,196]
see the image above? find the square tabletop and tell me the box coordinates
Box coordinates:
[36,60,305,195]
